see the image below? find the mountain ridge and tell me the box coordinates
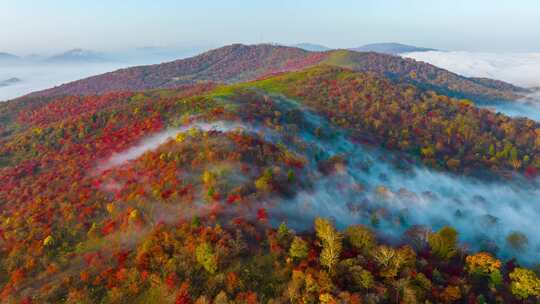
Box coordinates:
[25,44,528,102]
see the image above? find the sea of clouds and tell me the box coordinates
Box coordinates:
[403,51,540,88]
[0,47,209,102]
[0,63,131,101]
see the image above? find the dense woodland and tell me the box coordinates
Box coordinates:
[231,66,540,177]
[28,44,527,102]
[0,64,538,303]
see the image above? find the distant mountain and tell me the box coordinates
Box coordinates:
[352,42,436,55]
[291,43,331,52]
[45,48,109,63]
[0,52,21,63]
[0,77,21,87]
[24,54,45,61]
[27,44,526,101]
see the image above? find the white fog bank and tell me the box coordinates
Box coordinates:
[481,91,540,122]
[0,63,132,101]
[403,51,540,88]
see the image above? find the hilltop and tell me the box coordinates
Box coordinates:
[26,44,528,102]
[352,42,436,54]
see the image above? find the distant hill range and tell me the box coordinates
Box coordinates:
[0,49,111,65]
[0,77,21,87]
[0,52,21,63]
[25,44,528,101]
[45,48,109,63]
[352,42,437,55]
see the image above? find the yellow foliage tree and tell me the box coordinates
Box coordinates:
[465,252,501,276]
[315,218,342,274]
[509,268,540,300]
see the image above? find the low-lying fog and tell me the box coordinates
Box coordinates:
[267,98,540,265]
[481,91,540,122]
[0,47,209,101]
[100,97,540,265]
[0,63,131,101]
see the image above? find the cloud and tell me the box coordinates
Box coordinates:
[403,51,540,88]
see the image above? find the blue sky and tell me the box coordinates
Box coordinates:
[2,0,540,54]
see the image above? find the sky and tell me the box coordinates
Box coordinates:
[2,0,540,55]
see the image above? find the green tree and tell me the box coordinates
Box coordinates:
[196,242,218,274]
[350,265,374,290]
[344,224,375,253]
[428,226,458,260]
[488,144,495,157]
[255,168,274,192]
[289,236,309,261]
[277,222,293,247]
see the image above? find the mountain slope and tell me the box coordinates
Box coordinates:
[352,42,436,54]
[27,44,527,102]
[320,50,529,101]
[1,66,539,302]
[224,65,540,175]
[28,44,324,97]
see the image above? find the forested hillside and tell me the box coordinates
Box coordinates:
[237,66,540,176]
[27,44,528,102]
[0,66,538,303]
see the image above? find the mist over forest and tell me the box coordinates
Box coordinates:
[2,2,540,299]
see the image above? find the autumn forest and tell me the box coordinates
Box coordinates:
[0,43,539,304]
